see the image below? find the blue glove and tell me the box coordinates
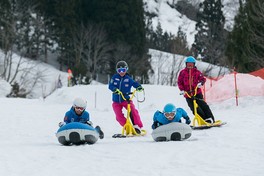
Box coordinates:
[136,86,144,92]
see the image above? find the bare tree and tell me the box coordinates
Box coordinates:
[84,24,113,80]
[1,52,49,98]
[71,23,113,81]
[152,51,185,86]
[0,0,48,98]
[171,55,185,86]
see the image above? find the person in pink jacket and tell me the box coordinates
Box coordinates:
[177,56,215,124]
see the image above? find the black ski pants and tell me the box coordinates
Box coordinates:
[186,93,215,121]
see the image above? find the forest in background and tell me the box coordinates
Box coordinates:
[0,0,263,87]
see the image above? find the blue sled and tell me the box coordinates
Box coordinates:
[56,122,99,145]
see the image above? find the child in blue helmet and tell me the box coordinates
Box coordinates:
[152,103,191,129]
[178,56,215,123]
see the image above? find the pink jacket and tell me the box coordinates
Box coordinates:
[177,67,205,97]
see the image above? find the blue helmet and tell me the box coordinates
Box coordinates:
[163,103,176,113]
[185,56,196,64]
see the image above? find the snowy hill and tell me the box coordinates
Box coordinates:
[144,0,240,46]
[0,50,68,98]
[0,82,264,176]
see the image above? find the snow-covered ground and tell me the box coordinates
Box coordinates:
[0,80,264,176]
[0,2,261,175]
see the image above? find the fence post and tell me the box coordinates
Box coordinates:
[234,67,238,106]
[94,91,97,109]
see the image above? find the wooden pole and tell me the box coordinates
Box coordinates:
[234,67,238,106]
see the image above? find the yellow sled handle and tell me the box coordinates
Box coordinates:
[119,89,137,102]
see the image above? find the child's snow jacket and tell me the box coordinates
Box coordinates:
[152,108,189,129]
[178,67,206,97]
[64,107,90,124]
[108,73,141,103]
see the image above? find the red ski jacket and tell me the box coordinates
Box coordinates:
[177,67,205,98]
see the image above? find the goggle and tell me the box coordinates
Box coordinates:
[74,106,84,111]
[164,112,175,118]
[117,68,127,73]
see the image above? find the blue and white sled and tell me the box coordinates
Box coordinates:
[151,122,192,142]
[56,122,99,145]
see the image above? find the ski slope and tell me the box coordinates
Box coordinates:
[0,83,264,176]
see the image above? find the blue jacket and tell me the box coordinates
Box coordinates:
[108,73,141,103]
[152,108,190,129]
[64,107,90,124]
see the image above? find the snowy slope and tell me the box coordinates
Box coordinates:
[0,82,264,176]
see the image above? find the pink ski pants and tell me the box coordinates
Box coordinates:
[112,101,143,128]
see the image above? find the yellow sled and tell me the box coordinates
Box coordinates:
[185,86,225,130]
[113,89,146,138]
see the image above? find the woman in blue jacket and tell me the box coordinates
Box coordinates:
[152,103,191,129]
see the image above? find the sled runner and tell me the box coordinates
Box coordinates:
[191,121,227,130]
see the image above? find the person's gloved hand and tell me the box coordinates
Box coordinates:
[113,89,121,94]
[136,86,144,92]
[185,117,191,125]
[197,82,203,88]
[58,122,65,127]
[180,90,185,95]
[86,120,93,126]
[152,121,163,129]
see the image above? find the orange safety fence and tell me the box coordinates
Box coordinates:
[202,70,264,105]
[249,68,264,80]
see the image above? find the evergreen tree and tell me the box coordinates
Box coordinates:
[69,0,149,82]
[226,0,248,72]
[31,0,80,67]
[246,0,264,70]
[1,0,150,83]
[226,0,264,72]
[0,0,13,52]
[192,0,226,64]
[153,21,163,51]
[170,26,191,55]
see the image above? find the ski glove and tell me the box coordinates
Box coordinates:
[180,90,185,95]
[86,120,93,126]
[197,82,203,88]
[152,121,163,129]
[185,117,191,125]
[59,122,65,127]
[136,86,144,92]
[113,89,121,94]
